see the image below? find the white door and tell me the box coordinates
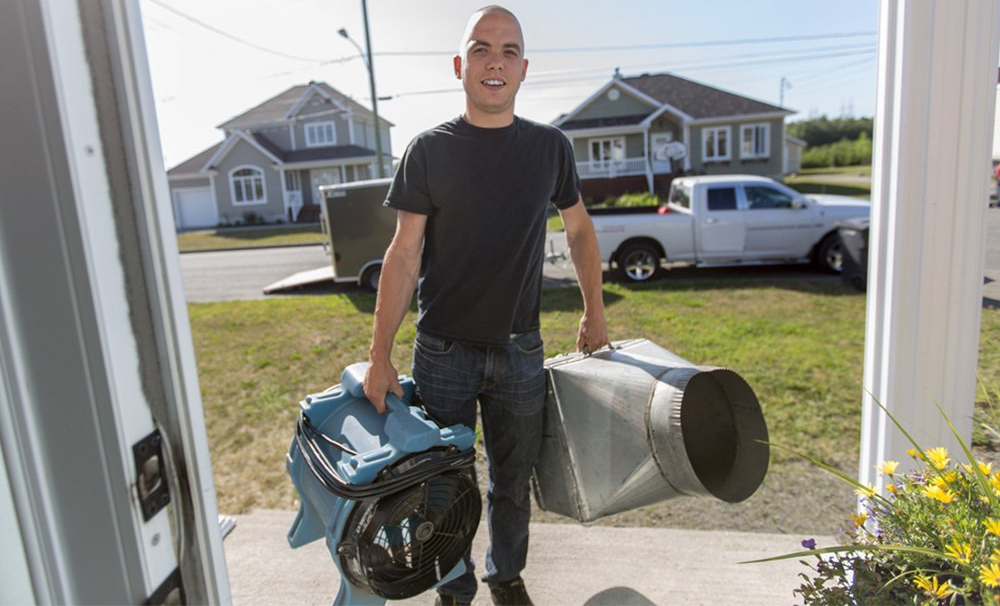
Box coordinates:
[311,168,343,205]
[651,134,672,174]
[173,187,217,229]
[697,185,746,257]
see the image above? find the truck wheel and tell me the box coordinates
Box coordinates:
[618,243,660,282]
[815,234,843,274]
[360,264,382,292]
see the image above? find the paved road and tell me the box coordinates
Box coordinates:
[180,209,1000,303]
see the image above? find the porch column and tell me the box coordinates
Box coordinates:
[859,0,1000,491]
[643,129,654,193]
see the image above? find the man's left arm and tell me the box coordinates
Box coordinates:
[559,199,609,353]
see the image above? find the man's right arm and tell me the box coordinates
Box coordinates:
[363,209,427,413]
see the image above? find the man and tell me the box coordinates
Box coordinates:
[362,6,608,605]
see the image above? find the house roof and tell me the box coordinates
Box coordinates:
[217,81,393,130]
[558,114,649,131]
[167,133,380,176]
[622,73,791,120]
[166,142,223,176]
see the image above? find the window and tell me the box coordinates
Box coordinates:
[707,187,738,211]
[305,121,337,147]
[230,166,265,205]
[284,170,300,191]
[740,123,770,159]
[745,186,795,210]
[589,137,625,166]
[702,127,730,161]
[669,182,691,209]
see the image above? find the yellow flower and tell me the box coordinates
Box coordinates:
[992,548,1000,564]
[908,448,922,459]
[932,471,958,488]
[962,461,994,476]
[850,511,868,528]
[886,483,896,493]
[990,473,1000,493]
[980,563,1000,588]
[922,484,956,504]
[878,460,899,475]
[986,519,1000,537]
[855,483,877,498]
[945,539,973,564]
[926,447,950,470]
[914,575,955,599]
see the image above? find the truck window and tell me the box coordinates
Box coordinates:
[745,186,795,210]
[707,187,737,211]
[669,182,691,209]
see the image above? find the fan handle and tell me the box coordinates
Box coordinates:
[341,362,408,414]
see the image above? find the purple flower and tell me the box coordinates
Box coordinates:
[801,538,817,550]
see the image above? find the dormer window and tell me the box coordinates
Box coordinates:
[305,121,337,147]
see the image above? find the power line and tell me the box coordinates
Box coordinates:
[373,32,877,57]
[144,0,332,63]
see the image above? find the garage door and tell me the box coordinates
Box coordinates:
[174,187,218,230]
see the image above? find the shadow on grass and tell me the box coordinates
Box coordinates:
[605,264,866,297]
[787,182,870,197]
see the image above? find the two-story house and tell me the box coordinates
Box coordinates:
[166,81,393,230]
[554,71,794,200]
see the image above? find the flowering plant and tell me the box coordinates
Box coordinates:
[756,389,1000,605]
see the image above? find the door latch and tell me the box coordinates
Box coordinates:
[133,429,170,521]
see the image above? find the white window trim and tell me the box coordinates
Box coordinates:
[740,123,770,159]
[702,126,731,162]
[589,137,626,165]
[284,170,300,191]
[229,165,267,206]
[305,121,337,148]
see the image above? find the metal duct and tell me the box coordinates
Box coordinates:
[531,339,769,523]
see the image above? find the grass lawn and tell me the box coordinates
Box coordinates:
[177,225,324,252]
[785,165,872,198]
[189,280,1000,516]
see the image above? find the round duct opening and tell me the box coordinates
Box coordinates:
[680,369,769,503]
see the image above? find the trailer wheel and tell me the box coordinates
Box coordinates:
[617,242,660,282]
[360,264,382,292]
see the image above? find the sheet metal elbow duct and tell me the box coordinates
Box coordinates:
[531,339,770,523]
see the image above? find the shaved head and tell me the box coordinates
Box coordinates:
[459,6,524,55]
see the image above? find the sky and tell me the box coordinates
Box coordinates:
[140,0,881,168]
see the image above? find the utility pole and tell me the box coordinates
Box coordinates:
[779,76,792,107]
[339,0,385,178]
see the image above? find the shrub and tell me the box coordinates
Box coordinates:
[760,387,1000,604]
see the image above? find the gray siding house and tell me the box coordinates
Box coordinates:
[554,72,794,200]
[166,81,393,230]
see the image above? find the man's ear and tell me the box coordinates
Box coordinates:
[521,58,529,81]
[453,55,462,79]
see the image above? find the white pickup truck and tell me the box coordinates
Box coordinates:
[591,174,870,281]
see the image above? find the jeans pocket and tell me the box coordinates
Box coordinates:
[415,331,455,355]
[511,331,543,356]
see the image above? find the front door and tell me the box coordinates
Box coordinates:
[311,168,343,207]
[651,133,673,174]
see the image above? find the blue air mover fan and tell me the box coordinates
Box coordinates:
[286,362,481,606]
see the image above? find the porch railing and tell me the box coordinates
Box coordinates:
[576,157,649,179]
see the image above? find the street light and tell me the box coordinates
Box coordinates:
[338,2,384,178]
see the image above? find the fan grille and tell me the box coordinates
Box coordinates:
[340,468,481,600]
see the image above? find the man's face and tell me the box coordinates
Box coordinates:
[454,10,528,125]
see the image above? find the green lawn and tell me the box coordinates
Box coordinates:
[785,166,872,198]
[188,280,999,515]
[177,225,325,252]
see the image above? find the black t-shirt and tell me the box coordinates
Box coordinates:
[386,115,581,346]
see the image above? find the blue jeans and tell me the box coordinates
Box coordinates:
[412,329,546,602]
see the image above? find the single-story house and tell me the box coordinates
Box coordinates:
[166,81,393,230]
[553,71,796,199]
